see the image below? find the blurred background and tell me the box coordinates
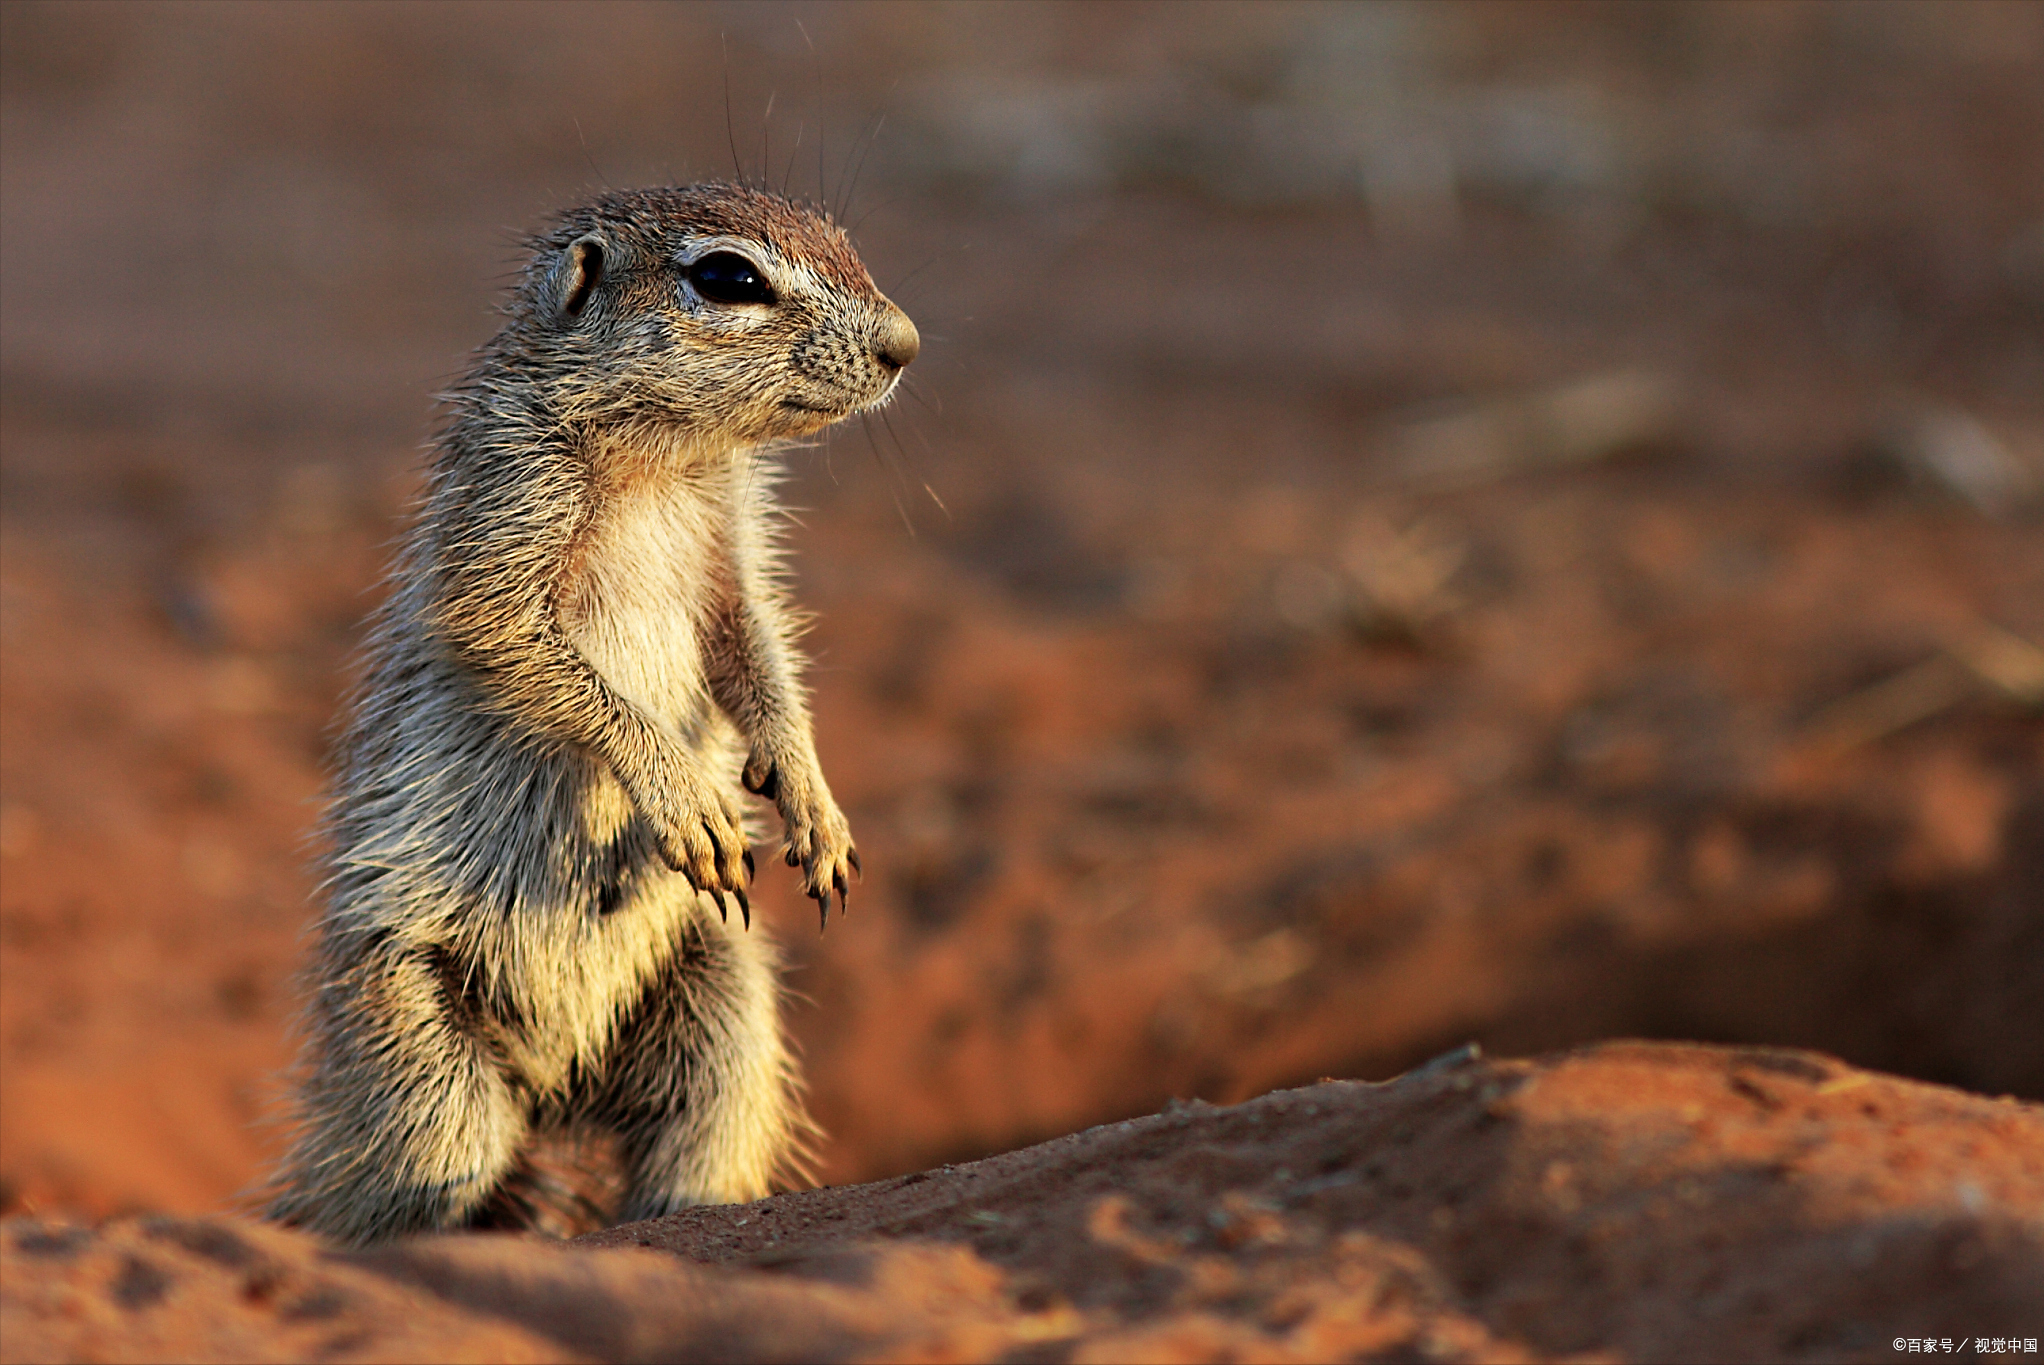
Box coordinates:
[2,0,2040,1220]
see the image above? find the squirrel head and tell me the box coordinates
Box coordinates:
[511,183,918,447]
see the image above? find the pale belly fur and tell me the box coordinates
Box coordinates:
[483,467,740,1091]
[562,469,727,742]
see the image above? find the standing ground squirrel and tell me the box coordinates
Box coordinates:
[266,184,917,1243]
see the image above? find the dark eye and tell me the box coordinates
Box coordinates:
[686,252,775,306]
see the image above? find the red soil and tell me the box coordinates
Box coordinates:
[7,1044,2039,1363]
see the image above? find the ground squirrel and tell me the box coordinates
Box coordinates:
[266,183,917,1243]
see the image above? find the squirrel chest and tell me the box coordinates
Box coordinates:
[557,454,742,745]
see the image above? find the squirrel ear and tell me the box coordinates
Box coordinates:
[554,233,607,320]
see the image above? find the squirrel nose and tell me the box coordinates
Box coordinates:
[873,309,920,371]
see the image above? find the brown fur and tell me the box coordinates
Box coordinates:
[265,185,916,1244]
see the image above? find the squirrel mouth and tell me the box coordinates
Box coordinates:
[783,373,898,419]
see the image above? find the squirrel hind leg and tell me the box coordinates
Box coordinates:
[465,1131,626,1238]
[265,948,531,1243]
[583,914,815,1222]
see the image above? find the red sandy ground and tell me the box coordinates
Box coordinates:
[5,1044,2040,1363]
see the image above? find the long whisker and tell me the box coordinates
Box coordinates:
[881,444,918,536]
[790,15,827,209]
[883,250,953,305]
[792,17,828,209]
[782,121,804,198]
[572,118,610,190]
[836,104,885,223]
[857,412,916,537]
[899,374,943,417]
[878,404,943,519]
[847,193,916,235]
[721,32,743,185]
[838,111,887,224]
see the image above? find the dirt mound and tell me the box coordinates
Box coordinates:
[7,1043,2038,1363]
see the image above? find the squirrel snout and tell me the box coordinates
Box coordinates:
[873,309,920,372]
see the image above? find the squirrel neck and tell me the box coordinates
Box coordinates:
[583,419,754,500]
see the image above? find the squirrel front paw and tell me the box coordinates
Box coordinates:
[629,761,752,920]
[744,751,858,930]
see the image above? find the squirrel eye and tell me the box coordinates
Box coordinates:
[687,252,776,306]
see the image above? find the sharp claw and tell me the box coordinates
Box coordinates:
[785,848,800,868]
[815,890,829,933]
[735,887,751,930]
[847,848,862,878]
[838,884,849,917]
[715,889,728,923]
[742,848,755,880]
[701,819,723,862]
